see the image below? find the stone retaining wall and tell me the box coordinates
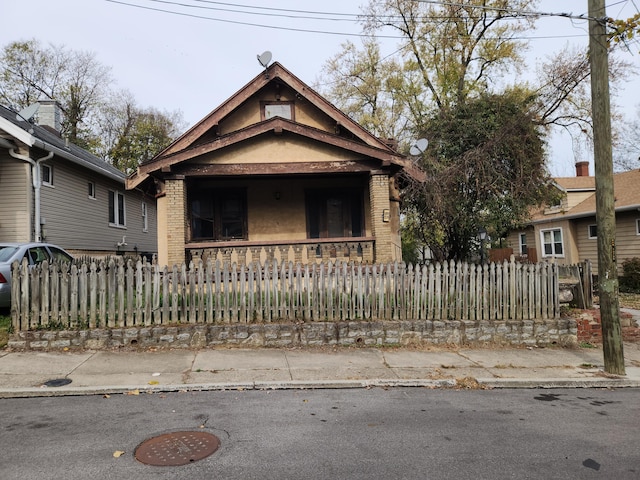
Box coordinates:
[8,318,577,350]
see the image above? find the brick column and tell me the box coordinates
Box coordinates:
[369,173,397,263]
[164,177,187,267]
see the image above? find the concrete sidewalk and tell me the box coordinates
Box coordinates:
[1,343,639,398]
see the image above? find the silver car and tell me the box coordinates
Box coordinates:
[0,242,73,309]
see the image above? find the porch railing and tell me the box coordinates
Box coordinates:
[186,238,375,265]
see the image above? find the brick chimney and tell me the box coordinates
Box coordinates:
[36,100,63,133]
[575,161,589,177]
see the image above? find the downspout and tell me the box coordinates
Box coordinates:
[8,148,54,242]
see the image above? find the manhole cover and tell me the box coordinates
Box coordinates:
[43,378,72,387]
[135,431,220,466]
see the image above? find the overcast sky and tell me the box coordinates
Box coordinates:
[2,0,639,176]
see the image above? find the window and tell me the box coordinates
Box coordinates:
[262,101,293,120]
[519,233,527,255]
[27,247,49,264]
[190,189,247,241]
[108,190,126,227]
[41,164,53,186]
[142,202,148,232]
[306,189,363,239]
[636,219,640,235]
[88,182,96,199]
[541,228,564,257]
[588,224,597,239]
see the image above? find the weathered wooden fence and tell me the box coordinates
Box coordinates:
[11,258,559,331]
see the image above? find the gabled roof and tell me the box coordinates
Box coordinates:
[532,169,640,223]
[128,62,423,188]
[553,176,595,191]
[157,62,394,158]
[0,104,125,182]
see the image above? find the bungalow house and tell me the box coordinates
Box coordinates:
[127,62,424,268]
[505,161,640,274]
[0,101,157,257]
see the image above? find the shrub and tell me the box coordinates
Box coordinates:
[619,257,640,293]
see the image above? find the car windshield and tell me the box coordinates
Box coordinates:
[0,246,18,262]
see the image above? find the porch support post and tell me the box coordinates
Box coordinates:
[369,173,399,263]
[163,176,187,267]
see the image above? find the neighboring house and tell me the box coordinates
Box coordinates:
[506,161,640,274]
[0,101,157,258]
[127,62,424,268]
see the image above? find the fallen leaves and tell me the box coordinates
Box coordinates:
[113,450,125,458]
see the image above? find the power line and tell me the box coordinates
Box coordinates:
[104,0,597,41]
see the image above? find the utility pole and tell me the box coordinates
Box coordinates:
[588,0,625,375]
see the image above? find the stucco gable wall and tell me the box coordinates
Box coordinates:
[190,135,367,165]
[219,84,336,136]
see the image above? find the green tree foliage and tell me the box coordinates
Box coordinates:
[107,105,184,173]
[0,39,111,148]
[403,92,553,261]
[318,38,408,140]
[320,0,630,262]
[0,39,184,169]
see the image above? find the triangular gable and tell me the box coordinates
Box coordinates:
[155,62,394,160]
[129,116,425,188]
[141,117,398,171]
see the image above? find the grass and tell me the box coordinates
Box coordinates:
[0,311,11,349]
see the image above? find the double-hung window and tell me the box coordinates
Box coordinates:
[541,228,564,257]
[109,190,126,227]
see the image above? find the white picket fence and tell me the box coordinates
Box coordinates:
[11,258,559,331]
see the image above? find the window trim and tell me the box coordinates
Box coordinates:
[189,188,248,241]
[142,201,148,233]
[41,164,53,186]
[518,233,527,255]
[260,101,294,121]
[108,190,126,228]
[88,181,96,199]
[636,218,640,235]
[588,224,597,239]
[540,227,565,258]
[305,188,364,239]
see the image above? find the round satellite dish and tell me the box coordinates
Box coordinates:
[409,138,428,156]
[257,51,272,68]
[16,103,40,122]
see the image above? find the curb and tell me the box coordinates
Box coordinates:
[0,379,457,399]
[2,376,640,398]
[475,377,640,389]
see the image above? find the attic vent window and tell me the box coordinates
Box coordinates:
[262,101,293,121]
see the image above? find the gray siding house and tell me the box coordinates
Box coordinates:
[0,101,157,257]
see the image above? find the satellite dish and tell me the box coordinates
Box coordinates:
[16,103,40,123]
[409,138,428,156]
[257,51,272,68]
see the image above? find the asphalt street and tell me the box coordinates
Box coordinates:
[1,388,638,480]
